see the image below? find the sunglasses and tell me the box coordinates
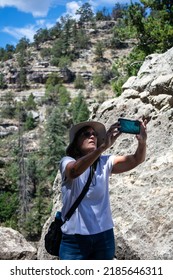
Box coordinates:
[81,131,98,138]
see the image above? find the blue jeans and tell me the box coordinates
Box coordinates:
[59,228,115,260]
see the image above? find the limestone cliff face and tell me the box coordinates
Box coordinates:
[38,47,173,260]
[91,48,173,260]
[92,48,173,260]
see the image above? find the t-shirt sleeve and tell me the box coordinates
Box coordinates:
[108,155,116,174]
[100,155,116,175]
[59,156,76,181]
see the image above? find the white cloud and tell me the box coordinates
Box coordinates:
[0,0,56,17]
[54,1,80,23]
[3,26,35,40]
[66,1,81,17]
[57,0,99,22]
[3,25,37,42]
[2,20,54,43]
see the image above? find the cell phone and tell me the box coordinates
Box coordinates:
[118,118,140,134]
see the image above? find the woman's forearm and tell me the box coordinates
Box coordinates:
[68,145,105,178]
[134,140,147,164]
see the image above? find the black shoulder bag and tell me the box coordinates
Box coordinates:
[44,162,96,256]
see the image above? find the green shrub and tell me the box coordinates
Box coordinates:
[24,113,36,131]
[93,73,104,89]
[40,47,51,59]
[111,76,127,97]
[0,192,18,223]
[126,47,146,76]
[58,56,72,68]
[74,74,86,89]
[25,93,37,110]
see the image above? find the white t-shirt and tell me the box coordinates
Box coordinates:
[59,155,115,235]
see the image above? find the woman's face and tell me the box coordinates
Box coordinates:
[77,127,98,155]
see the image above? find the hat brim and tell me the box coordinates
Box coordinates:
[67,121,106,153]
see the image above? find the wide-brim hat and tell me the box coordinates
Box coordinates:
[66,121,106,154]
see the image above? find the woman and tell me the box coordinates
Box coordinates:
[59,119,147,260]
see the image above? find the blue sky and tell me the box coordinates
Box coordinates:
[0,0,138,48]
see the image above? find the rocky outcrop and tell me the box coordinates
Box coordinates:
[94,96,173,260]
[0,119,18,137]
[91,48,173,260]
[0,227,37,260]
[38,47,173,260]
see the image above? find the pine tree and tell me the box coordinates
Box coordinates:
[42,107,66,176]
[70,93,90,123]
[76,3,94,25]
[95,41,105,61]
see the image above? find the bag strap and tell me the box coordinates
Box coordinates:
[63,160,97,223]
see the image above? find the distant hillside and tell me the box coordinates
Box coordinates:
[0,18,135,241]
